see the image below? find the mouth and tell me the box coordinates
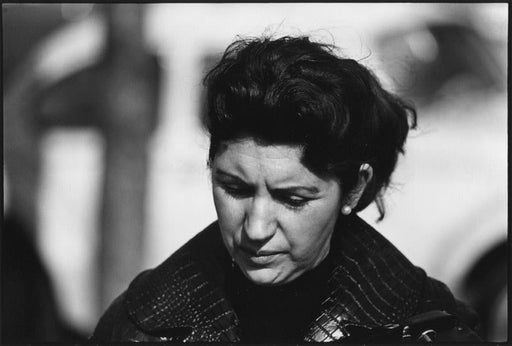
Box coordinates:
[237,246,282,266]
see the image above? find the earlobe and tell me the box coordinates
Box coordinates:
[341,163,373,214]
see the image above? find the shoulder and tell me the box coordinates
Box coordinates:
[306,215,481,342]
[90,276,161,342]
[337,215,480,331]
[329,215,469,325]
[419,275,481,333]
[90,221,237,342]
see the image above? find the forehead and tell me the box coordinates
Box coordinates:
[212,138,323,185]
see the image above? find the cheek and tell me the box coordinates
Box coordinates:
[212,187,244,235]
[284,201,340,257]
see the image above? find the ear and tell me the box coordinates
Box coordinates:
[343,163,373,210]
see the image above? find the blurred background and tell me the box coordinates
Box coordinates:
[2,3,507,343]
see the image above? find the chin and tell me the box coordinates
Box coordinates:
[241,266,300,286]
[241,267,283,286]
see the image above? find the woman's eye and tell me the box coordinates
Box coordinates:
[222,184,252,198]
[279,195,310,210]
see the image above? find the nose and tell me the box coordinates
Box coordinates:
[243,196,277,243]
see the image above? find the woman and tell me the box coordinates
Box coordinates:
[91,36,481,342]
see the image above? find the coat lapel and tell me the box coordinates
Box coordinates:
[124,223,241,342]
[305,215,426,341]
[124,216,427,342]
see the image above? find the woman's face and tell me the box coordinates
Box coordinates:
[211,137,342,285]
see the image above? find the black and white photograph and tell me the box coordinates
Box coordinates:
[2,3,507,343]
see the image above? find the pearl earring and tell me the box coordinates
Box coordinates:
[341,205,352,215]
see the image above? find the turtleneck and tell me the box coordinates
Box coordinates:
[224,248,335,343]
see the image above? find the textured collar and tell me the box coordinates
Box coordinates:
[124,222,240,342]
[304,215,425,341]
[124,216,427,342]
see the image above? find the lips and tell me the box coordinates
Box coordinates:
[237,245,282,266]
[239,245,279,256]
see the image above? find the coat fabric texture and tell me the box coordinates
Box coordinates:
[91,215,480,342]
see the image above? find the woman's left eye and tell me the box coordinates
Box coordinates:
[278,195,310,210]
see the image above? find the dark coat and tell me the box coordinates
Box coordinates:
[91,215,480,342]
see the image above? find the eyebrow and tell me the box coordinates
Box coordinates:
[213,169,320,194]
[212,169,246,183]
[274,186,320,195]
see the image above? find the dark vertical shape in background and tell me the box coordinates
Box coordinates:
[98,4,160,311]
[3,5,86,342]
[3,4,161,338]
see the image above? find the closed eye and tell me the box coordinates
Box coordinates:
[273,192,312,210]
[213,170,253,199]
[220,183,253,199]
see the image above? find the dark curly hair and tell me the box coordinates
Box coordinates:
[203,35,416,220]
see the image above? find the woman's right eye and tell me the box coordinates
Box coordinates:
[221,184,252,198]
